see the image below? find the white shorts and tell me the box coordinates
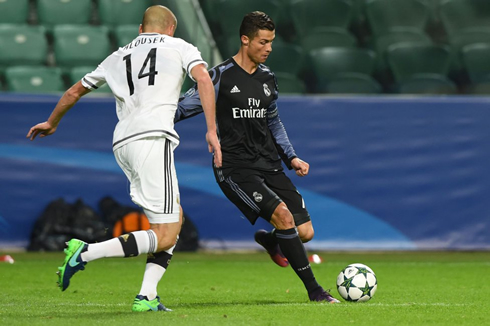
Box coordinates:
[114,136,180,224]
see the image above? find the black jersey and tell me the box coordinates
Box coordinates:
[176,58,297,172]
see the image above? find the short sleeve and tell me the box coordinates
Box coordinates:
[181,42,208,81]
[81,63,107,90]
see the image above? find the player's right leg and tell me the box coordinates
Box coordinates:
[269,203,340,304]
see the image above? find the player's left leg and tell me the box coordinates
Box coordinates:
[132,206,183,312]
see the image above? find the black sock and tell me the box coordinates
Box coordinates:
[262,229,279,248]
[275,228,320,293]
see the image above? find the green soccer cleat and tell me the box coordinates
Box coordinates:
[57,239,88,291]
[132,295,172,312]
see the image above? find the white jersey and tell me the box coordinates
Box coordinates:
[81,32,207,150]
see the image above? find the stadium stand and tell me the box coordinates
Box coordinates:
[301,27,358,52]
[439,0,490,37]
[98,0,152,28]
[365,0,431,37]
[37,0,93,30]
[290,0,354,38]
[461,43,490,92]
[0,0,29,24]
[5,66,64,93]
[2,0,490,94]
[52,25,111,69]
[322,72,382,94]
[306,47,377,93]
[0,25,48,70]
[274,72,307,94]
[386,43,456,94]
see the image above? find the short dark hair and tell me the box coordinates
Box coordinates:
[239,11,275,40]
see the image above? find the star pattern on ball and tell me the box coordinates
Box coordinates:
[358,281,375,297]
[354,266,371,277]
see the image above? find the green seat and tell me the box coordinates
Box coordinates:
[114,25,140,48]
[5,66,64,93]
[53,25,111,69]
[301,27,357,52]
[373,27,432,55]
[371,27,433,84]
[308,47,377,92]
[467,76,490,94]
[37,0,92,29]
[397,73,458,94]
[290,0,353,38]
[274,72,306,94]
[69,66,112,93]
[461,43,490,84]
[365,0,430,37]
[266,43,304,75]
[0,25,48,69]
[323,72,382,94]
[386,44,452,83]
[217,0,282,40]
[98,0,152,28]
[439,0,490,37]
[0,0,29,24]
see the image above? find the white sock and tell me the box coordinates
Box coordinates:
[81,230,158,262]
[139,243,176,300]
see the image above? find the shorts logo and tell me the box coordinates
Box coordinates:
[184,87,196,97]
[263,83,271,97]
[253,191,263,202]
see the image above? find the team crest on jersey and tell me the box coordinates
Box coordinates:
[263,83,271,97]
[253,192,263,202]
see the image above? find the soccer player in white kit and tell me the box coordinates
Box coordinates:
[27,6,221,312]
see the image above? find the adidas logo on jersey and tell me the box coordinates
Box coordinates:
[230,85,241,93]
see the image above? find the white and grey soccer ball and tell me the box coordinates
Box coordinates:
[336,263,377,302]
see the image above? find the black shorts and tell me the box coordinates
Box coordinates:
[214,167,311,225]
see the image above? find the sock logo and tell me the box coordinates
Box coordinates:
[120,234,130,242]
[253,192,263,202]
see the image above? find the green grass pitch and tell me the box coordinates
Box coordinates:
[0,251,489,325]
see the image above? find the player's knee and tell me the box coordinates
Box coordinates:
[299,227,314,243]
[270,204,295,230]
[155,235,178,252]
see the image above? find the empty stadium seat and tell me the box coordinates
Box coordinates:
[365,0,430,36]
[301,27,357,52]
[324,72,382,94]
[387,44,453,93]
[308,47,377,93]
[37,0,92,29]
[114,25,140,48]
[397,73,458,94]
[439,0,490,37]
[5,66,64,93]
[217,0,282,40]
[98,0,152,28]
[290,0,354,38]
[0,25,48,69]
[461,43,490,84]
[373,27,433,56]
[0,0,29,24]
[274,72,306,94]
[53,25,111,69]
[266,43,304,76]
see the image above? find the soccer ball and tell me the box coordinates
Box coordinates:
[336,263,377,302]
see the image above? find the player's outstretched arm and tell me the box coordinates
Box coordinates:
[291,157,309,177]
[191,64,222,168]
[27,81,91,140]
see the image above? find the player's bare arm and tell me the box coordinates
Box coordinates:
[191,63,222,168]
[27,81,91,140]
[291,157,309,177]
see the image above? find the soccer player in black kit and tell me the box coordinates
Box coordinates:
[176,11,340,303]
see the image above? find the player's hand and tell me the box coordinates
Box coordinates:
[291,157,309,177]
[206,131,222,168]
[26,121,57,141]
